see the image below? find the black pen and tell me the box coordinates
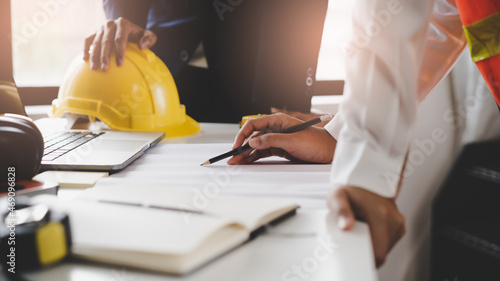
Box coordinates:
[200,113,333,166]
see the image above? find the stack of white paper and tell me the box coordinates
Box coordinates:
[96,143,333,206]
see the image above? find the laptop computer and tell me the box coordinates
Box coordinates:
[40,128,164,172]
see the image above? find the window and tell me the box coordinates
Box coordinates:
[11,0,354,103]
[317,0,355,81]
[11,0,106,87]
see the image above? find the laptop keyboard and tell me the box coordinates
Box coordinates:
[42,131,105,162]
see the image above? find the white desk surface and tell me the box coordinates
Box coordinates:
[23,121,377,281]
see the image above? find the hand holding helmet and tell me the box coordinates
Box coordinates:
[83,17,157,71]
[53,43,200,138]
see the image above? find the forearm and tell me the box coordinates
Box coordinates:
[103,0,153,28]
[324,0,465,198]
[329,0,435,198]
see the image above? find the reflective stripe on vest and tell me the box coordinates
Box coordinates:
[456,0,500,107]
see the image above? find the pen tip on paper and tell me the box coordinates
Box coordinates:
[200,161,210,166]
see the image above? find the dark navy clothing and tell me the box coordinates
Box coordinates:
[103,0,328,123]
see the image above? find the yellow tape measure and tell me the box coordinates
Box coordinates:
[0,196,71,272]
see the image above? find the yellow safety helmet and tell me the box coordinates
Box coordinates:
[50,43,200,138]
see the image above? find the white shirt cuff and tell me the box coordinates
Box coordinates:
[330,139,403,198]
[324,114,343,141]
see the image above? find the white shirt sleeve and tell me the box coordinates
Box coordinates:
[324,113,344,140]
[328,0,437,198]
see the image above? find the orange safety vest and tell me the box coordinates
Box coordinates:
[456,1,500,106]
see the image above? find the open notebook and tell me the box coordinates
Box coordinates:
[32,185,298,274]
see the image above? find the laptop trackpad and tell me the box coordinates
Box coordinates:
[92,140,148,152]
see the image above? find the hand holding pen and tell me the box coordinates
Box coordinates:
[203,113,337,165]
